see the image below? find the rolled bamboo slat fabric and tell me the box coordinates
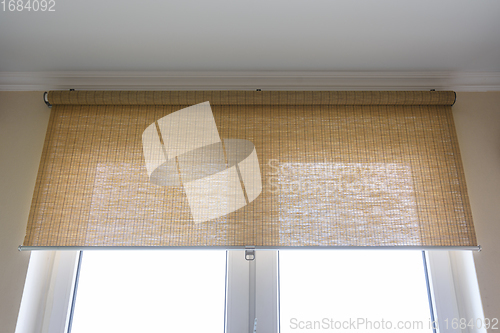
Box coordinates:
[47,90,456,106]
[23,91,474,248]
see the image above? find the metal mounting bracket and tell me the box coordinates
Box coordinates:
[245,246,255,261]
[43,92,52,108]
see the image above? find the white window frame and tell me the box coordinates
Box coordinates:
[15,250,485,333]
[15,251,80,333]
[425,251,486,333]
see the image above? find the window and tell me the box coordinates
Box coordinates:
[20,90,481,331]
[280,251,432,332]
[16,250,485,333]
[70,251,226,333]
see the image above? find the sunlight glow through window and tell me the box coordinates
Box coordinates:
[70,250,226,333]
[279,250,433,333]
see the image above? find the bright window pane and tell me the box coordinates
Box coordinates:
[280,251,432,333]
[70,250,226,333]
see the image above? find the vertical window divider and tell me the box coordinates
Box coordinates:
[66,251,83,333]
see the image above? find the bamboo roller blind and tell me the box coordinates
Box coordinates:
[24,91,476,248]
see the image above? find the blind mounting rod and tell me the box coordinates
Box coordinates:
[43,92,52,108]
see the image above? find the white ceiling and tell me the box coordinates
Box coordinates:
[1,0,499,89]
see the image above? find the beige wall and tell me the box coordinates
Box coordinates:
[0,91,498,332]
[0,92,50,333]
[453,92,500,321]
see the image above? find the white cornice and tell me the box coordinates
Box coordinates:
[1,71,499,92]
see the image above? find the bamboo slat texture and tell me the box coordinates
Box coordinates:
[23,91,475,248]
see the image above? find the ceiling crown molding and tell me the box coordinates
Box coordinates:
[1,71,499,91]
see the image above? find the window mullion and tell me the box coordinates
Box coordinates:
[225,251,250,333]
[255,250,279,333]
[225,250,279,333]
